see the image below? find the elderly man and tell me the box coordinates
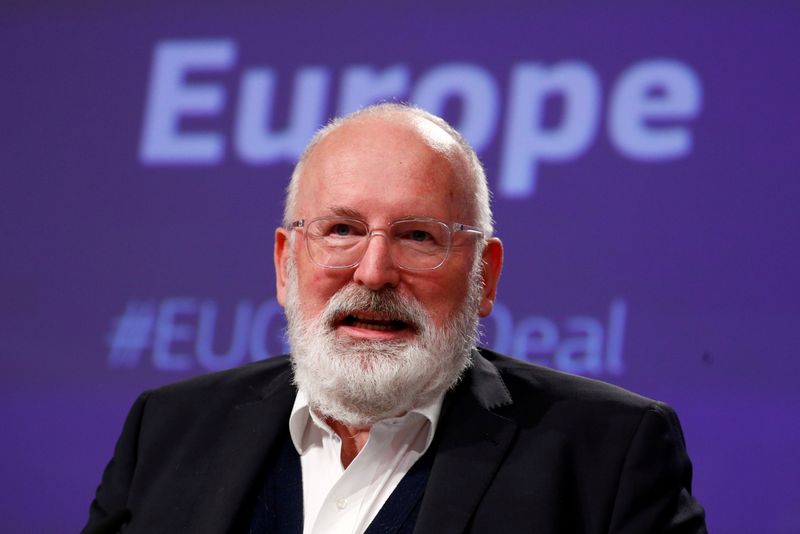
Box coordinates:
[84,104,707,533]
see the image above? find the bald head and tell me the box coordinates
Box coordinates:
[283,103,493,235]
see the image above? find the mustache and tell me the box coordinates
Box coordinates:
[320,284,429,330]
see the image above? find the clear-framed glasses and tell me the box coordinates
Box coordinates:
[289,216,485,271]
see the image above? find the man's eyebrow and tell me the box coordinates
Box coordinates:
[327,206,364,219]
[325,206,436,221]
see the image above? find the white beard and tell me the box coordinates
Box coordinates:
[285,255,483,427]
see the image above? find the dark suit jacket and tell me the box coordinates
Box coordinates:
[83,349,707,533]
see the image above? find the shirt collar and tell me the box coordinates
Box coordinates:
[289,388,445,454]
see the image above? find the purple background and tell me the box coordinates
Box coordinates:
[2,2,799,532]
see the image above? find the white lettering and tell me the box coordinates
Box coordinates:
[484,298,628,376]
[140,40,235,164]
[605,298,627,374]
[138,40,704,200]
[411,63,499,152]
[112,297,626,376]
[554,316,604,375]
[195,300,252,370]
[510,316,558,366]
[235,67,330,164]
[499,62,601,197]
[249,299,287,360]
[152,298,197,370]
[486,301,515,354]
[609,60,702,159]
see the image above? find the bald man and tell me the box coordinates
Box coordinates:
[84,104,707,534]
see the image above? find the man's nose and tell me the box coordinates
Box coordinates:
[352,232,400,290]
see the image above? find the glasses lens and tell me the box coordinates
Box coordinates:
[306,218,368,267]
[303,217,454,270]
[390,219,451,270]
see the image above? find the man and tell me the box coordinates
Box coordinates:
[84,103,707,533]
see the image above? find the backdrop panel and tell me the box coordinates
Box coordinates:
[2,2,798,532]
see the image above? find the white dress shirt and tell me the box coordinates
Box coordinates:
[288,390,444,534]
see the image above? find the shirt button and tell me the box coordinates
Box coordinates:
[336,497,348,510]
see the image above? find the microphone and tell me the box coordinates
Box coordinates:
[84,509,131,534]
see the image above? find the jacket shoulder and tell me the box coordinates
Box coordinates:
[462,349,706,533]
[147,355,293,402]
[477,347,660,415]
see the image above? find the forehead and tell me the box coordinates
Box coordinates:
[295,115,473,223]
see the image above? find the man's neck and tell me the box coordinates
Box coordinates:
[325,418,371,468]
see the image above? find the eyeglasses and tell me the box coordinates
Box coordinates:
[289,216,485,271]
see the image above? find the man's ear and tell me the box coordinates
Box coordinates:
[274,227,291,307]
[478,238,503,317]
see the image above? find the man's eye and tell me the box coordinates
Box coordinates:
[400,229,434,242]
[330,224,354,236]
[411,230,432,241]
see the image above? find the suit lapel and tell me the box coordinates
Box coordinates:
[173,352,515,533]
[414,352,518,534]
[188,366,297,532]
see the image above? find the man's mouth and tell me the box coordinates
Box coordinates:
[336,312,414,333]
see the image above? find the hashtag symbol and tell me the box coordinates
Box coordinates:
[107,301,157,368]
